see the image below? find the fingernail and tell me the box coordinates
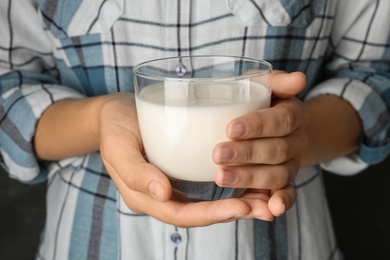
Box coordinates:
[278,203,286,216]
[216,146,235,163]
[149,181,164,201]
[292,71,306,78]
[219,169,237,186]
[228,123,246,139]
[234,213,247,219]
[256,216,274,222]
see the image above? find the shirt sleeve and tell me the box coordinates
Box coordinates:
[0,1,85,183]
[305,0,390,175]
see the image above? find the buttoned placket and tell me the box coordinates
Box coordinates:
[176,0,192,57]
[167,1,192,259]
[168,226,189,260]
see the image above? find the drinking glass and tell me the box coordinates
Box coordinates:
[133,55,272,202]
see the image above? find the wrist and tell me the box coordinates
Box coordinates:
[34,95,113,160]
[300,94,362,167]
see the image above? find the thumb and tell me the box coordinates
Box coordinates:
[267,70,306,99]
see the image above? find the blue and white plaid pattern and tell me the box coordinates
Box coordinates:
[1,0,389,259]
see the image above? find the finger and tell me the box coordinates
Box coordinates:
[214,159,300,189]
[103,149,171,202]
[248,70,306,99]
[108,158,255,227]
[225,98,306,140]
[218,190,274,221]
[165,199,251,227]
[267,71,307,99]
[119,187,252,227]
[268,184,297,216]
[100,101,172,202]
[213,130,307,165]
[101,130,172,201]
[240,192,274,221]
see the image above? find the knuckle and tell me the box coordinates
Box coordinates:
[283,109,297,134]
[235,166,263,188]
[279,169,291,186]
[242,169,255,186]
[272,167,291,188]
[241,144,255,162]
[282,160,300,183]
[122,171,136,187]
[253,113,265,136]
[275,138,292,163]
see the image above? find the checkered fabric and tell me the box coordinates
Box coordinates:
[1,0,389,259]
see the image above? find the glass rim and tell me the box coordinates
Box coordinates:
[133,55,273,82]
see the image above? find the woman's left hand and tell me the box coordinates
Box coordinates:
[212,71,309,219]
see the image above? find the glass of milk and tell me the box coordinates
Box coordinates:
[133,55,272,202]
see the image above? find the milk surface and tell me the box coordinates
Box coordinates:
[136,81,271,182]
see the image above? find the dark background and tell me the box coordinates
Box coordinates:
[0,157,389,260]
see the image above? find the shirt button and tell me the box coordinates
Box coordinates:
[171,233,182,244]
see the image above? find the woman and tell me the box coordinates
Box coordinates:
[1,0,389,259]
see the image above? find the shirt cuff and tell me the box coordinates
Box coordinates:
[0,84,85,183]
[305,77,390,175]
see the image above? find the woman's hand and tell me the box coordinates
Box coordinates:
[212,71,308,217]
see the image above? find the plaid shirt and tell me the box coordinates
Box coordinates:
[1,0,389,259]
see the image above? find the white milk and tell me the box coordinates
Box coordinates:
[136,81,271,182]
